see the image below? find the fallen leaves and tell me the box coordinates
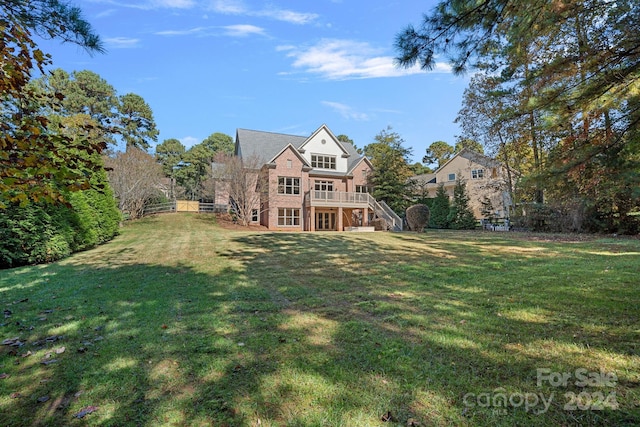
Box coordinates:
[2,337,25,347]
[32,335,64,347]
[381,411,395,422]
[74,405,98,419]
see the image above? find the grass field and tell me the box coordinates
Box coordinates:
[0,213,639,426]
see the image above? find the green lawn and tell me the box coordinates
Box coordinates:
[1,213,639,426]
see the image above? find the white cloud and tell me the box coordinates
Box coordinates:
[104,37,141,48]
[93,0,317,23]
[275,45,295,52]
[210,0,246,14]
[282,39,451,80]
[155,24,265,38]
[94,0,195,10]
[211,0,247,15]
[150,0,195,8]
[321,101,369,121]
[209,0,317,24]
[222,24,266,37]
[258,8,318,25]
[155,27,208,36]
[180,136,200,148]
[95,8,117,18]
[431,61,454,73]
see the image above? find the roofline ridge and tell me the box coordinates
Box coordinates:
[236,128,307,138]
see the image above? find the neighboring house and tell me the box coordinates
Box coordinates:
[410,149,515,220]
[214,124,401,231]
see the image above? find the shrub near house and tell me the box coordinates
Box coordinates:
[406,204,430,231]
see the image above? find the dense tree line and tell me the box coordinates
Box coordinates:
[155,132,234,201]
[0,1,161,267]
[396,0,640,233]
[363,127,477,229]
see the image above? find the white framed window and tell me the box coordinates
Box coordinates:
[448,173,456,181]
[251,209,258,222]
[314,180,334,191]
[355,185,371,193]
[471,169,485,179]
[278,177,300,195]
[278,208,300,226]
[311,154,336,169]
[286,159,292,169]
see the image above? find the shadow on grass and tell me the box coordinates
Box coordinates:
[0,229,638,426]
[220,231,639,426]
[0,261,253,426]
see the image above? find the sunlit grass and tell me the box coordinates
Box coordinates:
[0,213,638,426]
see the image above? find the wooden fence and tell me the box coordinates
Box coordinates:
[141,201,228,217]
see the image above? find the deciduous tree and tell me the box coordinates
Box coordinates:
[212,154,266,226]
[1,8,104,207]
[104,147,164,219]
[396,0,640,233]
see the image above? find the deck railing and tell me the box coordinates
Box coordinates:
[309,190,370,207]
[306,191,403,231]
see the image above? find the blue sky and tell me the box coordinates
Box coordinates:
[37,0,470,163]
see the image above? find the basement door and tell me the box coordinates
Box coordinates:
[316,211,336,231]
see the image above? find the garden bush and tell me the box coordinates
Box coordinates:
[406,204,430,232]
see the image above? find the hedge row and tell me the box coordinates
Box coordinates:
[1,171,121,269]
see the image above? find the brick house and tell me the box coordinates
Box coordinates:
[214,124,401,231]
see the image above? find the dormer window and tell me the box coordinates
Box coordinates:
[311,154,336,170]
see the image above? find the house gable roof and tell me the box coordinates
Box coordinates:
[298,124,350,157]
[347,155,374,174]
[269,143,311,167]
[409,173,436,185]
[436,148,502,174]
[235,125,369,176]
[235,128,307,164]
